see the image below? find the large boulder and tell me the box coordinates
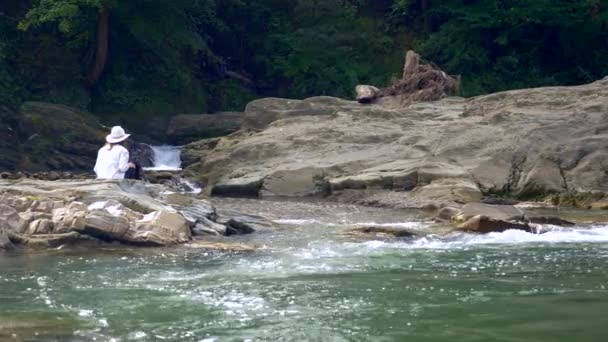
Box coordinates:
[131,210,191,245]
[167,112,243,145]
[182,78,608,206]
[18,102,107,171]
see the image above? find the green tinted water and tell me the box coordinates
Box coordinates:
[2,200,608,341]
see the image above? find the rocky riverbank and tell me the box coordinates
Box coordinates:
[0,179,275,250]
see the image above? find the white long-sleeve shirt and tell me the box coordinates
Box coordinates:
[93,144,130,179]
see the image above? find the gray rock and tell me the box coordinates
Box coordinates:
[456,215,532,234]
[131,210,191,245]
[27,219,54,235]
[192,217,227,236]
[211,176,264,198]
[457,203,525,222]
[355,85,380,103]
[81,211,130,241]
[217,211,276,235]
[0,204,24,232]
[183,79,608,204]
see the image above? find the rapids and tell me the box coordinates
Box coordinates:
[1,198,608,341]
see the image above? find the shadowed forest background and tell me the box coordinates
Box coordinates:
[1,0,607,129]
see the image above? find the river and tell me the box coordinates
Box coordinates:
[2,198,608,341]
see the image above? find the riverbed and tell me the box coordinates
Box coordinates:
[2,199,608,341]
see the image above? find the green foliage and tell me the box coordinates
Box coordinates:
[1,0,607,130]
[390,0,608,95]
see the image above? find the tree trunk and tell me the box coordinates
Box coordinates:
[421,0,431,33]
[86,8,110,86]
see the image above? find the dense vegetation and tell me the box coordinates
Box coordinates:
[1,0,607,122]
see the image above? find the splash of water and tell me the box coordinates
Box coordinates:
[144,145,182,171]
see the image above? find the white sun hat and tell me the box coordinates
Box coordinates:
[105,126,131,144]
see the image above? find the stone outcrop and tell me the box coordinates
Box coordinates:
[0,179,275,249]
[182,78,608,207]
[0,102,154,172]
[18,102,107,171]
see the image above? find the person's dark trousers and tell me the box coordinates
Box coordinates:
[124,163,143,180]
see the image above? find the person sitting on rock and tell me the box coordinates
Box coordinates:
[94,126,136,179]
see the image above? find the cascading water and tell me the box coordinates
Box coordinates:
[142,145,202,193]
[144,145,182,171]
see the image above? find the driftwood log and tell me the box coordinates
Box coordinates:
[356,50,459,105]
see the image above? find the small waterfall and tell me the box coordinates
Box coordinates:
[144,145,182,171]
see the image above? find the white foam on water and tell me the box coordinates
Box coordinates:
[273,219,325,225]
[386,225,608,250]
[182,179,202,194]
[349,221,429,229]
[144,145,182,171]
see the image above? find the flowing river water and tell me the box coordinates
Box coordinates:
[2,198,608,341]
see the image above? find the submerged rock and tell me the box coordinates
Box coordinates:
[456,215,532,234]
[440,203,575,234]
[346,225,418,238]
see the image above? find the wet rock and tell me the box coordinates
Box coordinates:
[7,231,84,249]
[192,217,227,236]
[456,215,532,233]
[347,225,417,238]
[0,230,14,250]
[525,216,575,226]
[218,212,276,235]
[177,201,217,225]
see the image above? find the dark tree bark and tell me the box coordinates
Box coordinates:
[421,0,431,33]
[86,8,110,86]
